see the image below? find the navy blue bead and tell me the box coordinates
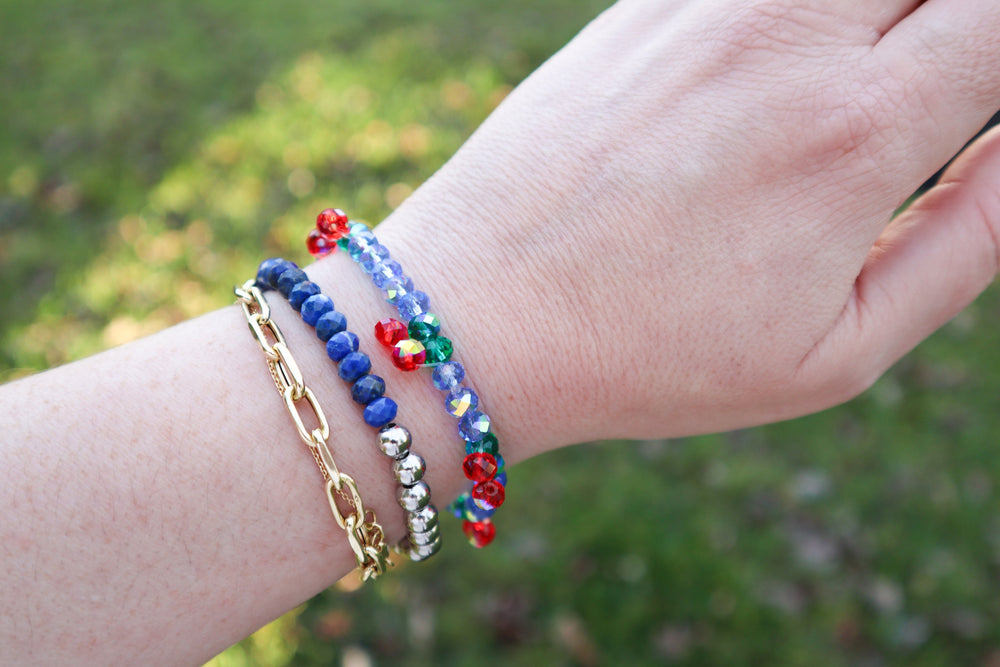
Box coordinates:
[315,310,348,341]
[268,259,299,288]
[256,258,284,288]
[338,351,371,382]
[351,374,386,405]
[300,294,334,326]
[326,331,359,361]
[363,396,398,427]
[288,281,321,311]
[276,267,308,298]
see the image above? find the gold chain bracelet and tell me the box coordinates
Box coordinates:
[235,280,390,582]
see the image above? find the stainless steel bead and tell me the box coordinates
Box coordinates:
[393,452,426,487]
[408,536,442,561]
[409,522,440,546]
[397,480,430,512]
[406,504,438,533]
[377,423,411,459]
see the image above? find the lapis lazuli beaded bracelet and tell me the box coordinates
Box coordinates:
[306,208,507,548]
[255,254,441,561]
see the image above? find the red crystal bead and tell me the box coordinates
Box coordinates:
[306,229,337,258]
[392,339,426,371]
[316,207,349,239]
[471,479,505,510]
[462,519,496,548]
[462,452,498,482]
[374,318,409,347]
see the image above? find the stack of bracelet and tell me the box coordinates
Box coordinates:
[235,280,390,581]
[305,208,507,548]
[254,253,441,562]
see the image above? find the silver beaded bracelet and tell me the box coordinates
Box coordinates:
[377,423,441,561]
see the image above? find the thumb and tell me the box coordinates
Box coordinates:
[800,126,1000,394]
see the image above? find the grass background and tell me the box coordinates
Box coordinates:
[3,2,1000,665]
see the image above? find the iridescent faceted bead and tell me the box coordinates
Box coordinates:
[462,452,498,482]
[423,336,453,365]
[471,478,505,510]
[462,494,496,521]
[315,310,348,341]
[300,294,334,326]
[447,493,470,518]
[374,318,408,347]
[306,229,337,258]
[446,387,478,417]
[393,452,426,486]
[383,279,413,305]
[338,351,371,382]
[363,396,398,427]
[347,229,377,260]
[462,519,496,548]
[459,410,491,441]
[407,313,440,342]
[288,281,321,311]
[371,259,404,288]
[360,244,390,273]
[397,481,431,512]
[466,432,499,456]
[392,339,426,371]
[397,291,429,321]
[276,267,308,298]
[316,207,350,239]
[406,504,438,533]
[351,374,385,404]
[326,331,359,362]
[432,362,465,391]
[377,423,411,458]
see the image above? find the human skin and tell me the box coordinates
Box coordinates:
[3,0,1000,663]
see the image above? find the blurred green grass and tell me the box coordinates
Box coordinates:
[3,2,1000,665]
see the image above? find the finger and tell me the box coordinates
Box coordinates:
[798,126,1000,395]
[874,0,1000,182]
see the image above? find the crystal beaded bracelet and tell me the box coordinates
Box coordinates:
[254,256,441,561]
[305,208,507,548]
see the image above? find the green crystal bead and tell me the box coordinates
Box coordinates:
[423,335,453,365]
[408,312,441,342]
[337,237,351,250]
[466,432,499,456]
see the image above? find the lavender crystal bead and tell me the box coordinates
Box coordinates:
[432,362,465,391]
[397,290,429,321]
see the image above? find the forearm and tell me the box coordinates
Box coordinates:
[0,196,558,664]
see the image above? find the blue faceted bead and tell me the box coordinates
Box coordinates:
[446,387,478,417]
[397,291,429,321]
[459,410,491,441]
[256,258,285,288]
[300,294,334,326]
[363,396,398,427]
[315,310,348,341]
[448,493,470,519]
[338,351,371,382]
[326,331,359,362]
[276,267,308,298]
[494,455,506,474]
[360,244,391,273]
[347,230,377,261]
[495,471,507,487]
[383,278,413,305]
[432,362,465,391]
[288,281,321,311]
[463,494,496,521]
[351,374,386,405]
[371,259,404,288]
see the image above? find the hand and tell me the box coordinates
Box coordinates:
[376,0,1000,449]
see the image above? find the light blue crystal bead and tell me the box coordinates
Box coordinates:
[360,244,390,273]
[371,259,405,288]
[432,362,465,391]
[459,410,491,442]
[383,279,413,305]
[397,290,429,321]
[446,387,478,417]
[347,229,377,261]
